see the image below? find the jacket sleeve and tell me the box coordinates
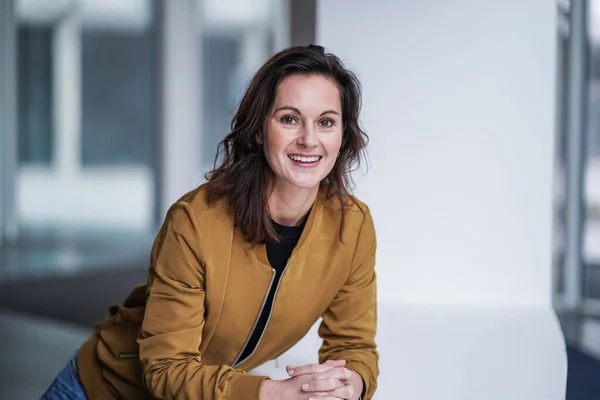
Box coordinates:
[318,207,379,400]
[138,202,268,400]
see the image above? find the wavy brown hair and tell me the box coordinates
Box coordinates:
[205,45,368,244]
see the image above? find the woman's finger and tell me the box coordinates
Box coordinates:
[287,363,334,377]
[301,377,344,392]
[306,384,355,399]
[285,360,346,376]
[313,367,353,382]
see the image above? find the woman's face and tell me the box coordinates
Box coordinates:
[263,74,343,193]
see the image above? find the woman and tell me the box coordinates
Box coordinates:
[41,44,378,400]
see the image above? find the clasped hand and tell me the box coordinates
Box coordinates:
[261,359,362,400]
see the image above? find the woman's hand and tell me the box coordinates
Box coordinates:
[285,360,363,400]
[260,374,336,400]
[260,360,356,400]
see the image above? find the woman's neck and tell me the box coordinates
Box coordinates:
[267,182,319,226]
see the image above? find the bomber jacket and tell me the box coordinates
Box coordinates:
[76,184,379,400]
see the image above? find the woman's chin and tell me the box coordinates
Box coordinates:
[274,176,322,191]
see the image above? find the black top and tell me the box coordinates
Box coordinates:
[236,218,306,364]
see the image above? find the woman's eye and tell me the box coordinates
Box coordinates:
[320,118,334,128]
[281,115,297,125]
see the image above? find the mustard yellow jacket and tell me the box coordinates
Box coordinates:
[77,184,378,400]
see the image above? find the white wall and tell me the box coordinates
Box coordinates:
[318,0,557,306]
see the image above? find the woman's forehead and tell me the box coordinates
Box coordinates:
[273,75,341,112]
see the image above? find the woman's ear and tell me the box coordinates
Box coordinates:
[255,127,264,146]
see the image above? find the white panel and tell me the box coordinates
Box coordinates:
[318,0,556,306]
[250,305,567,400]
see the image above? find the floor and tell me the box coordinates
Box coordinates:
[0,310,91,400]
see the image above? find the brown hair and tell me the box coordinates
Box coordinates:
[205,45,368,244]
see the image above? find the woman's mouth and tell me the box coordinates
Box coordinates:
[288,154,322,166]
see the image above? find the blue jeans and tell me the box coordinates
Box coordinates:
[40,354,88,400]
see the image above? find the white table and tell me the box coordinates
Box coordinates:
[251,303,568,400]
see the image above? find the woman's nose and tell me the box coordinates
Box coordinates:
[298,125,318,148]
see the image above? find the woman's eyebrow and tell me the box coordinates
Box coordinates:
[274,105,301,114]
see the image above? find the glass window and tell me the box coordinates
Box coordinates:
[17,0,158,169]
[201,34,242,163]
[18,25,53,165]
[554,1,570,295]
[80,16,158,167]
[584,0,600,299]
[554,0,600,302]
[15,0,158,232]
[0,3,5,239]
[199,0,277,165]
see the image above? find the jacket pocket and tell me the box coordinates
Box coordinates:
[95,305,146,389]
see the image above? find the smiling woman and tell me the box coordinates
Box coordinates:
[265,75,343,194]
[41,45,378,400]
[206,45,369,242]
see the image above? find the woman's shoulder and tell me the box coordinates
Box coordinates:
[319,187,370,215]
[165,184,232,229]
[318,187,372,230]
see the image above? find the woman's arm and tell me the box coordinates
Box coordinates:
[317,207,379,400]
[138,202,267,400]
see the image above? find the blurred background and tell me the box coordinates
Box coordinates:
[0,0,598,398]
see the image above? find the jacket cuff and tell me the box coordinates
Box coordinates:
[345,361,372,400]
[227,373,269,400]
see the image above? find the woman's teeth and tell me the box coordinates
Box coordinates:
[288,155,321,163]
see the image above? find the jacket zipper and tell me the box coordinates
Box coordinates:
[232,258,292,367]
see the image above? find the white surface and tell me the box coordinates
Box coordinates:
[318,0,556,307]
[314,1,567,398]
[251,304,568,400]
